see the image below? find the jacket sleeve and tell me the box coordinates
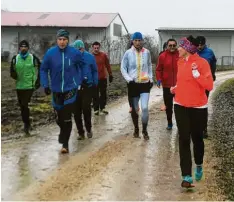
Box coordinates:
[105,53,112,76]
[210,50,217,81]
[40,51,50,88]
[33,54,41,82]
[156,54,163,81]
[196,60,213,91]
[121,51,132,83]
[75,50,85,86]
[10,55,17,80]
[147,51,153,82]
[91,55,98,86]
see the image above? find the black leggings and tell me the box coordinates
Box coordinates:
[163,87,174,125]
[16,89,34,125]
[174,104,207,176]
[55,103,75,148]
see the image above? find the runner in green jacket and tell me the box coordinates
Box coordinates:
[10,40,41,135]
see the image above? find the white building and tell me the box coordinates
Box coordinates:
[1,11,129,64]
[156,27,234,66]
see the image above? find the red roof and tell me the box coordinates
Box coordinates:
[1,11,118,27]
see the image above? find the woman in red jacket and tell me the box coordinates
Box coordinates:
[171,36,213,188]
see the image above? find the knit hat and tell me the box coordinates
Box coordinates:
[73,40,85,49]
[131,32,143,40]
[179,37,197,54]
[196,36,206,45]
[19,40,29,48]
[56,29,69,39]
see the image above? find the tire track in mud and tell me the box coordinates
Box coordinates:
[12,131,137,201]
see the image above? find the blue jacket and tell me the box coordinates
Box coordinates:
[40,45,83,93]
[197,46,217,80]
[81,51,98,87]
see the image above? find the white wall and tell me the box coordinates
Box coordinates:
[1,25,129,64]
[231,34,234,57]
[1,26,108,60]
[1,28,19,59]
[159,30,234,65]
[109,15,128,41]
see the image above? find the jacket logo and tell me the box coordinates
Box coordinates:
[191,62,198,70]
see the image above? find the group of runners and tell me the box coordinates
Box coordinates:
[10,29,216,188]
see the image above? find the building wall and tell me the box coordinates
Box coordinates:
[159,30,234,65]
[109,15,128,40]
[1,26,108,60]
[232,35,234,57]
[1,25,128,64]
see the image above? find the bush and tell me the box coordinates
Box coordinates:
[211,78,234,200]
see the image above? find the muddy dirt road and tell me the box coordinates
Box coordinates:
[1,71,234,201]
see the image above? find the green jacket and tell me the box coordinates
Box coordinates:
[10,53,41,89]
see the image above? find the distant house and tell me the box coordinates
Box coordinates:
[156,27,234,66]
[1,11,129,64]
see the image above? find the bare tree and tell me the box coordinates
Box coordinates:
[143,35,159,64]
[97,34,159,64]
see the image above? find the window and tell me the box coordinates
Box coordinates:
[38,13,50,19]
[81,14,92,20]
[113,23,122,37]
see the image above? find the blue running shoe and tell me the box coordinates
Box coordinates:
[195,165,203,181]
[181,175,194,188]
[166,124,173,130]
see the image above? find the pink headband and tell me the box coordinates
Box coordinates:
[179,37,197,54]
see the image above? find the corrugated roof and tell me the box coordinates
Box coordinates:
[1,11,119,28]
[156,27,234,31]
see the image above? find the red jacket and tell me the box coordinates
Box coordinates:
[156,50,179,88]
[174,54,213,107]
[93,52,112,80]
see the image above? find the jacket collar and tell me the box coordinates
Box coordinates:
[131,45,145,53]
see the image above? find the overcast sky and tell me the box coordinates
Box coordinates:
[1,0,234,35]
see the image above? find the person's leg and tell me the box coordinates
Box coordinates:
[74,90,85,140]
[99,79,108,114]
[131,96,140,137]
[204,90,210,138]
[127,83,132,112]
[174,104,193,186]
[190,108,206,181]
[140,93,150,140]
[82,87,93,138]
[93,82,100,114]
[205,90,210,98]
[16,89,34,134]
[163,87,173,129]
[57,103,74,153]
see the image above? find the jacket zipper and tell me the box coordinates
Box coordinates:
[62,52,65,92]
[73,77,77,86]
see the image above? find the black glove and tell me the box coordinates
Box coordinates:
[81,78,89,88]
[128,80,135,85]
[35,79,40,90]
[149,82,154,89]
[109,75,113,83]
[44,87,51,95]
[10,71,17,80]
[213,74,216,81]
[92,84,98,88]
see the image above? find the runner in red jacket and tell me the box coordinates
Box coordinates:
[92,41,113,115]
[156,39,179,130]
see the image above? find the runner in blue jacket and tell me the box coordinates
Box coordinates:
[73,40,98,140]
[196,36,217,139]
[40,29,84,153]
[197,36,217,82]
